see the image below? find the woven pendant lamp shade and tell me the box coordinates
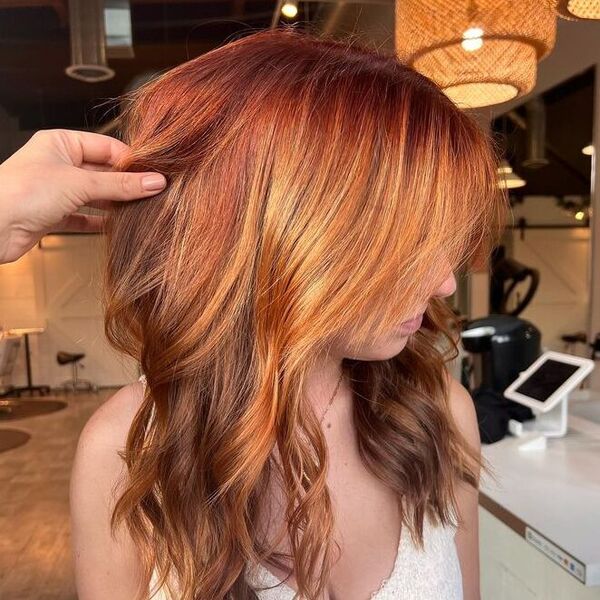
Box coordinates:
[395,1,557,109]
[547,0,600,20]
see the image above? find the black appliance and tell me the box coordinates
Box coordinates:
[461,314,540,443]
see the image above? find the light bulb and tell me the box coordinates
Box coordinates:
[497,160,526,189]
[462,27,484,52]
[281,1,298,18]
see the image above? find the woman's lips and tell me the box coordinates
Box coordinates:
[396,312,424,335]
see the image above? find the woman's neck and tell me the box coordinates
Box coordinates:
[304,353,353,427]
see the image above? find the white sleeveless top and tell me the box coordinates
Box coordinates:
[138,375,463,599]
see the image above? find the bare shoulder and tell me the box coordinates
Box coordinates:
[70,378,146,514]
[444,373,483,598]
[445,370,481,456]
[70,379,146,599]
[76,379,145,456]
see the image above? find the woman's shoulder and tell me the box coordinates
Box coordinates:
[71,375,147,514]
[70,376,148,597]
[71,377,147,518]
[76,376,146,457]
[443,370,480,453]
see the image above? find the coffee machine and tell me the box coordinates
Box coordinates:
[461,315,541,443]
[460,249,542,443]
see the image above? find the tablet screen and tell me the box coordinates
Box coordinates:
[513,359,580,402]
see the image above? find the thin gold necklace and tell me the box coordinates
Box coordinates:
[300,370,345,485]
[319,369,345,424]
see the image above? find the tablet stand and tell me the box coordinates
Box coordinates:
[508,394,569,450]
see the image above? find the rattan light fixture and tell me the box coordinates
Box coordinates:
[395,1,557,108]
[547,0,600,20]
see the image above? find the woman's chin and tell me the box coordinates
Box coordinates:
[345,334,410,362]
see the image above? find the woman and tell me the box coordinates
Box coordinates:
[70,26,508,600]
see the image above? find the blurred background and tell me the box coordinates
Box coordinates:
[1,2,600,599]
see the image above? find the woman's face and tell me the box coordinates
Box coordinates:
[340,269,457,362]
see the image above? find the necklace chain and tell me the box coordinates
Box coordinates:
[319,369,345,424]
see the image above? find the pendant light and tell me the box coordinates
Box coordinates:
[523,97,549,168]
[546,0,600,20]
[66,0,115,82]
[395,0,557,109]
[498,160,526,189]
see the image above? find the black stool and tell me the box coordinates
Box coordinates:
[56,351,97,393]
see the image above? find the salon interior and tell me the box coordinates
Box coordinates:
[1,2,600,599]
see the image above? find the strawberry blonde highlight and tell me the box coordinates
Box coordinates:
[103,26,508,600]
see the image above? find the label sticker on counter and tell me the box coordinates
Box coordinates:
[525,526,586,584]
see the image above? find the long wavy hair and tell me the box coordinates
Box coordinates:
[103,25,508,600]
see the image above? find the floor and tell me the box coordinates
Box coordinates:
[0,388,112,600]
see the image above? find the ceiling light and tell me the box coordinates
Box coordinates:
[66,0,115,82]
[498,160,527,189]
[281,0,298,18]
[547,0,600,20]
[582,144,594,156]
[395,1,557,108]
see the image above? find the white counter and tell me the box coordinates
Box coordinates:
[479,393,600,587]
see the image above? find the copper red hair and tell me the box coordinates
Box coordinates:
[103,25,508,600]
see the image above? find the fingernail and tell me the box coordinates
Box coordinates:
[142,174,167,192]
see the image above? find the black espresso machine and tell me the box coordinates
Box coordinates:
[459,249,541,443]
[461,315,540,443]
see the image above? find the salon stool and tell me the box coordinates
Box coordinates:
[56,351,98,393]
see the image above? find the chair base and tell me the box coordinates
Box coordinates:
[57,378,98,394]
[56,354,98,395]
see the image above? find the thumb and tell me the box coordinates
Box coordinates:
[80,169,167,203]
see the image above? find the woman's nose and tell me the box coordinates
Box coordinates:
[434,271,457,298]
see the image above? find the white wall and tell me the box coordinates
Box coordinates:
[0,234,137,389]
[508,196,591,355]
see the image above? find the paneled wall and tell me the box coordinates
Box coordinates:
[0,234,137,389]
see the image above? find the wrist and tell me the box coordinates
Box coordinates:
[0,215,27,265]
[0,173,32,264]
[0,224,18,265]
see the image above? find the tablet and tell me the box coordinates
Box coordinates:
[503,350,595,413]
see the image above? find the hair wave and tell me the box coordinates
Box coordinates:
[103,25,508,600]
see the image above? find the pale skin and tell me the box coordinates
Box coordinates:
[70,270,482,600]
